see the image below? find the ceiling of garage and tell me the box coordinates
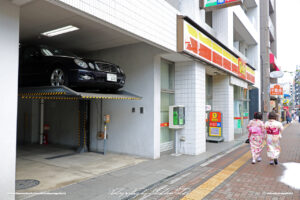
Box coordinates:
[20,0,139,54]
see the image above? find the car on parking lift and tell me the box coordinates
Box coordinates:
[19,44,126,91]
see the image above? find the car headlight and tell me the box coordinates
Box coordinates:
[74,59,88,69]
[95,63,101,71]
[88,62,95,70]
[120,68,124,74]
[116,66,121,73]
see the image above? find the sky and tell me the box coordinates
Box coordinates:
[277,0,299,82]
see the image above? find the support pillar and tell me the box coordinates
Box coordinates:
[212,75,234,142]
[175,61,206,155]
[0,1,20,199]
[77,100,89,153]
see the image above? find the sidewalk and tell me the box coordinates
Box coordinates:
[202,122,300,200]
[130,122,298,200]
[22,135,248,200]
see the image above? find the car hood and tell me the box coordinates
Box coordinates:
[52,55,95,63]
[50,55,77,59]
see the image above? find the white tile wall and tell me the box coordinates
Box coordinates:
[212,75,234,142]
[212,8,231,48]
[57,0,178,52]
[175,61,206,155]
[88,43,164,159]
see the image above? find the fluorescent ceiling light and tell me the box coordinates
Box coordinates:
[41,25,79,37]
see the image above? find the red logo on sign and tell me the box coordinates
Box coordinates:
[209,112,221,122]
[209,122,218,127]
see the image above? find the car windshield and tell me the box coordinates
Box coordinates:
[40,46,77,57]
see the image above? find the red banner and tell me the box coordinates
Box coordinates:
[160,123,169,127]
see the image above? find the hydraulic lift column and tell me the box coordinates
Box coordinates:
[77,100,89,153]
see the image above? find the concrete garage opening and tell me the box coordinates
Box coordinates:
[16,0,165,194]
[17,85,145,194]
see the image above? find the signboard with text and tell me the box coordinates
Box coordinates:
[270,84,283,96]
[177,17,255,84]
[283,99,289,105]
[201,0,243,11]
[208,112,222,137]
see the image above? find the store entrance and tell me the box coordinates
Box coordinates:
[234,86,249,139]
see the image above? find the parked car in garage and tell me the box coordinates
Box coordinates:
[19,44,126,91]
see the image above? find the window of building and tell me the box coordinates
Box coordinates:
[206,75,213,135]
[160,59,175,152]
[205,11,213,28]
[206,75,213,107]
[234,86,249,137]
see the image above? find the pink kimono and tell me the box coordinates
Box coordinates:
[265,120,284,159]
[247,119,265,160]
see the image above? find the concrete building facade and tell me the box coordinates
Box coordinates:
[1,0,261,198]
[294,66,300,108]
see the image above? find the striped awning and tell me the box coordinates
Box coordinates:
[19,86,142,100]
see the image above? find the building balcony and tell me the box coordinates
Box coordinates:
[233,8,259,46]
[243,0,258,9]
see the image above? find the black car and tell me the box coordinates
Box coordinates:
[19,44,126,91]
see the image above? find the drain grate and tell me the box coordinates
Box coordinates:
[16,179,40,190]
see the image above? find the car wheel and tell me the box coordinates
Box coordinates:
[50,68,68,86]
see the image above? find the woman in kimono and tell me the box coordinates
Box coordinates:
[247,112,265,164]
[265,112,284,165]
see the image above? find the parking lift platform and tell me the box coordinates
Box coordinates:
[18,86,142,100]
[18,86,142,153]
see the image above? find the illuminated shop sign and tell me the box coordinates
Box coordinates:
[201,0,243,11]
[208,112,222,137]
[177,17,255,84]
[270,84,283,96]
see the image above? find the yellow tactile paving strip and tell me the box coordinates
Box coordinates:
[181,151,252,200]
[181,123,289,200]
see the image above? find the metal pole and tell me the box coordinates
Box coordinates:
[103,122,106,155]
[40,99,44,144]
[175,130,177,155]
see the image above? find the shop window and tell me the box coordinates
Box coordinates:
[161,61,174,91]
[206,75,213,107]
[234,86,249,136]
[160,60,175,152]
[206,75,213,136]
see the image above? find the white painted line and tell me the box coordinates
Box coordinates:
[200,144,244,167]
[169,172,192,184]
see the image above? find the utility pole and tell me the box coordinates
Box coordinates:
[260,0,271,121]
